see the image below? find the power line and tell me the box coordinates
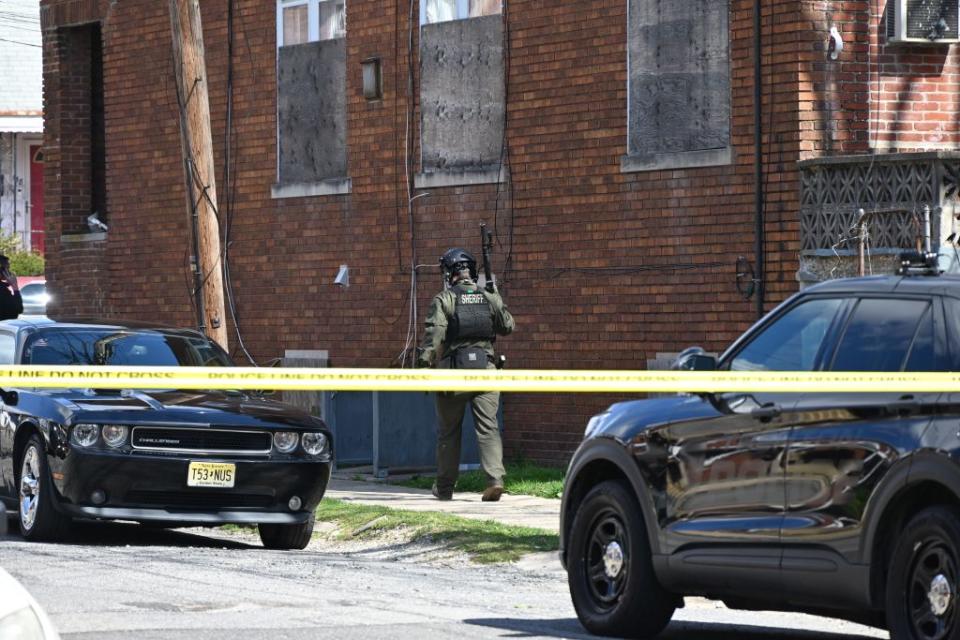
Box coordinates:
[0,36,39,47]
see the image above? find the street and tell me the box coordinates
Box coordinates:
[0,519,889,640]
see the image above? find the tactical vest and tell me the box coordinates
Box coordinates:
[448,284,495,341]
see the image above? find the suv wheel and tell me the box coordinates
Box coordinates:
[886,506,960,640]
[567,480,675,638]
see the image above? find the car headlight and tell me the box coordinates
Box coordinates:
[273,431,298,453]
[301,432,328,456]
[101,425,128,448]
[584,412,610,438]
[70,423,100,447]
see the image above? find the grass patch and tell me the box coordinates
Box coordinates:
[315,498,558,564]
[398,461,565,499]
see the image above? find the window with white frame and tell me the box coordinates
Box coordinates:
[278,0,345,47]
[421,0,500,25]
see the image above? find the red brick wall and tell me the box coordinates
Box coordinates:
[39,0,859,464]
[41,0,112,317]
[800,1,960,156]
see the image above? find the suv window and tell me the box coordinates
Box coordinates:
[830,298,930,372]
[729,298,844,371]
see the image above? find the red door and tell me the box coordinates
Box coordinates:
[29,145,44,255]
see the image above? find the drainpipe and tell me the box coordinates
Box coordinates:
[11,132,17,238]
[753,0,765,318]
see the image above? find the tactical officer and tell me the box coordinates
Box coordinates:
[416,248,514,502]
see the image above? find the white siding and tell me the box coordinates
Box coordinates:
[0,0,42,114]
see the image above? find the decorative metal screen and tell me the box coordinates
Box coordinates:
[799,154,960,255]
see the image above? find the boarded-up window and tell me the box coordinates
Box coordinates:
[420,14,504,172]
[276,0,348,184]
[277,40,347,183]
[628,0,730,158]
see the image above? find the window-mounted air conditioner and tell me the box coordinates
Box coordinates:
[886,0,960,44]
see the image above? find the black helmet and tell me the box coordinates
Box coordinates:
[439,248,478,283]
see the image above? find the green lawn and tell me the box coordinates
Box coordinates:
[315,499,558,564]
[397,461,566,499]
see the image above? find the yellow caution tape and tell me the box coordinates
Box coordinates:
[0,365,958,393]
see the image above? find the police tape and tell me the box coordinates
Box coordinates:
[0,365,958,393]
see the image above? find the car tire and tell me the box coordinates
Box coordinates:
[885,506,960,640]
[567,480,676,639]
[17,434,71,541]
[258,514,315,550]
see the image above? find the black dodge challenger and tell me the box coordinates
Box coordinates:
[0,318,333,549]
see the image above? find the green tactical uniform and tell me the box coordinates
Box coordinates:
[417,277,514,496]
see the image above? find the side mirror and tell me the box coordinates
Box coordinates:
[672,347,718,371]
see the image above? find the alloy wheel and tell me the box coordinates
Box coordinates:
[907,536,958,640]
[584,508,630,608]
[19,445,40,531]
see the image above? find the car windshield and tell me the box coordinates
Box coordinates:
[21,328,234,367]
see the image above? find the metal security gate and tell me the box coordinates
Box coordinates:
[326,391,488,475]
[281,350,496,475]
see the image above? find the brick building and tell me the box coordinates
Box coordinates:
[39,0,960,463]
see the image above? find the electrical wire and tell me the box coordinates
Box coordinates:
[393,0,404,272]
[219,0,258,366]
[171,44,207,334]
[395,0,420,368]
[502,0,515,290]
[538,262,728,282]
[0,36,38,47]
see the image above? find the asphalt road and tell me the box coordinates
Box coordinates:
[0,519,890,640]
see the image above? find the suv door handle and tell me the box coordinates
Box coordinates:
[751,402,782,421]
[887,395,919,415]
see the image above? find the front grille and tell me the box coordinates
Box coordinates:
[125,490,274,509]
[131,427,272,455]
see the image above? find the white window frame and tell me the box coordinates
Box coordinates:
[419,0,500,25]
[277,0,345,48]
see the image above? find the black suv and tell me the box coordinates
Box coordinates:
[562,259,960,640]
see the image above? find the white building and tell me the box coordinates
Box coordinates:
[0,0,43,253]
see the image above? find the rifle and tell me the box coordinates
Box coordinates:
[480,222,495,293]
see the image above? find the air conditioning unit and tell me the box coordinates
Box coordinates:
[886,0,960,44]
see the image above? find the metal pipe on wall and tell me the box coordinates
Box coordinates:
[12,132,17,237]
[753,0,765,318]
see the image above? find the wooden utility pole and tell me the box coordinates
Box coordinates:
[169,0,228,349]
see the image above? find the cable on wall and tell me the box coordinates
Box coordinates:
[395,0,420,368]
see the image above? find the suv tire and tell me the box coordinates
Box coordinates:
[567,480,676,638]
[886,506,960,640]
[18,434,71,541]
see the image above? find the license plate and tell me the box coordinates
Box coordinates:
[187,462,236,488]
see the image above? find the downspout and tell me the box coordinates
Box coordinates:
[12,132,17,239]
[753,0,765,318]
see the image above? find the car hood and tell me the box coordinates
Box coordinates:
[590,393,719,442]
[26,389,326,430]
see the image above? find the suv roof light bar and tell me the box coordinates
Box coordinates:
[897,250,941,277]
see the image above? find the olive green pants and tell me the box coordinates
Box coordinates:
[434,388,504,494]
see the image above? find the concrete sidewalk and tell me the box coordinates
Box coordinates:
[326,476,561,533]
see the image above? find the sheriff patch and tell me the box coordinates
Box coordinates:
[459,294,486,305]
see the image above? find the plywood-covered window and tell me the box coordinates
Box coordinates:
[274,0,349,192]
[623,0,732,172]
